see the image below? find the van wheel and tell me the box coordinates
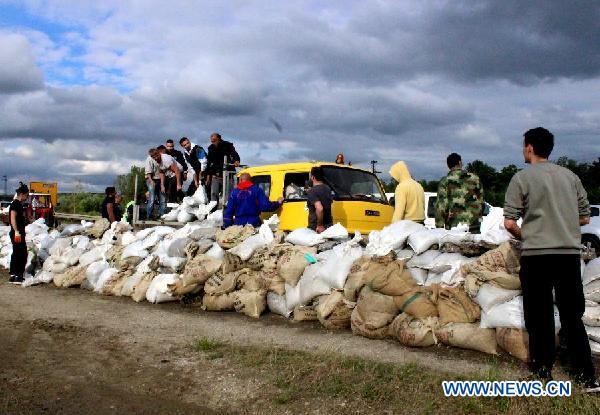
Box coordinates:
[582,234,600,257]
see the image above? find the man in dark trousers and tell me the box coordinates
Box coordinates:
[504,127,599,392]
[179,136,207,195]
[9,183,29,285]
[307,166,333,233]
[206,132,240,203]
[223,173,283,228]
[165,139,188,201]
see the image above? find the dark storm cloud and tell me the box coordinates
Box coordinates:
[0,33,44,94]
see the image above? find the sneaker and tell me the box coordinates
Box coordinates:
[583,379,600,393]
[10,275,24,285]
[8,275,16,283]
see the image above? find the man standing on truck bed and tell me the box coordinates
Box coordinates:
[503,127,599,392]
[435,153,483,233]
[206,133,240,203]
[307,166,333,233]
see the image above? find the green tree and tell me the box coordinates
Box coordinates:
[115,165,146,205]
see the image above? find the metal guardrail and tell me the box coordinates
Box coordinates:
[55,212,101,222]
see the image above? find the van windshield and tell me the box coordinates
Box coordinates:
[321,166,386,203]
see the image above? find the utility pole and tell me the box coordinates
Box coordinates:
[370,160,381,174]
[2,175,6,195]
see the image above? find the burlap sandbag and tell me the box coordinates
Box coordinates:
[169,255,222,296]
[316,291,353,330]
[369,262,417,297]
[293,305,318,321]
[343,254,396,302]
[55,266,86,288]
[222,246,276,274]
[204,271,240,295]
[388,314,438,347]
[131,271,157,303]
[350,307,390,340]
[393,288,438,319]
[496,328,529,362]
[216,224,255,249]
[431,284,481,325]
[355,286,399,330]
[105,244,125,264]
[260,265,286,295]
[110,268,134,296]
[87,218,110,239]
[277,246,318,286]
[237,269,269,292]
[461,241,521,297]
[233,289,267,318]
[203,292,236,311]
[435,323,498,355]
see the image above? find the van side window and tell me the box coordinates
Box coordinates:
[252,175,271,198]
[284,173,309,200]
[428,196,437,218]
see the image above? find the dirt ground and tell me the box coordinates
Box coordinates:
[1,270,596,414]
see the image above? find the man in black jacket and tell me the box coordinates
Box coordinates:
[180,136,208,195]
[206,132,240,202]
[165,139,188,201]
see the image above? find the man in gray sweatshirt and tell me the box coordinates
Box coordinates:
[504,127,598,392]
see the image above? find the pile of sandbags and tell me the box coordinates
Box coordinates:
[160,185,219,223]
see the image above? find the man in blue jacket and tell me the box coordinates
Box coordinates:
[223,173,283,228]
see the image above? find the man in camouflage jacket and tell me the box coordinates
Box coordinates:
[435,153,484,233]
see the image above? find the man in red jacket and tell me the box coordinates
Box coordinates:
[223,173,283,228]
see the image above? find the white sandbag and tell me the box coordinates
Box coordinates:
[474,229,512,246]
[162,210,179,221]
[394,249,414,261]
[196,201,218,221]
[583,306,600,327]
[587,325,600,343]
[285,228,324,246]
[315,242,363,290]
[25,218,49,236]
[166,237,191,258]
[49,237,73,257]
[22,271,54,287]
[56,247,85,266]
[439,230,473,245]
[158,255,187,272]
[177,209,195,223]
[60,224,85,237]
[182,196,198,207]
[79,245,112,267]
[424,253,467,274]
[285,266,332,310]
[192,185,208,205]
[475,284,521,312]
[229,223,274,261]
[86,260,110,289]
[122,241,149,260]
[583,258,600,286]
[425,271,443,286]
[365,220,425,256]
[205,209,223,226]
[584,279,600,302]
[206,242,225,259]
[406,250,441,269]
[480,296,561,330]
[94,268,119,293]
[409,268,428,285]
[73,235,92,250]
[267,292,293,318]
[407,228,446,254]
[121,232,137,246]
[146,273,179,303]
[590,340,600,355]
[39,232,59,251]
[320,223,349,239]
[42,257,68,274]
[264,214,280,232]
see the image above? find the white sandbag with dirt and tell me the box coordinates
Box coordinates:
[49,237,73,257]
[229,223,274,261]
[146,273,179,303]
[584,279,600,302]
[586,325,600,343]
[406,250,441,269]
[216,225,255,249]
[582,306,600,327]
[122,241,149,260]
[435,323,498,355]
[365,220,425,257]
[267,292,293,318]
[55,247,85,266]
[407,228,446,255]
[79,244,112,267]
[93,268,119,293]
[583,258,600,286]
[285,228,324,246]
[42,257,68,274]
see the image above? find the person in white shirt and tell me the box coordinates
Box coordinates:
[157,145,182,203]
[145,148,181,218]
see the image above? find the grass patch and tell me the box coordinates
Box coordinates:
[193,338,600,414]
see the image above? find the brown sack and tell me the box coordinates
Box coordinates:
[496,328,529,362]
[204,271,239,295]
[433,285,481,325]
[393,288,438,320]
[216,224,255,249]
[369,261,417,297]
[277,246,317,286]
[461,241,521,296]
[293,305,318,321]
[316,291,353,330]
[131,272,157,303]
[350,307,390,340]
[435,323,498,355]
[203,292,236,311]
[233,289,267,318]
[57,266,87,288]
[86,218,110,239]
[171,254,223,296]
[388,313,438,347]
[110,268,134,296]
[355,286,399,330]
[343,256,372,302]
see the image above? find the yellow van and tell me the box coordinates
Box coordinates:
[238,162,393,233]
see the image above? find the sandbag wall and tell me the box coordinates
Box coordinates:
[2,215,599,361]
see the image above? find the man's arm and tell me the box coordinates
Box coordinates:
[228,143,241,167]
[257,187,282,212]
[474,175,484,217]
[504,218,521,240]
[159,171,166,193]
[223,191,236,228]
[434,180,448,228]
[503,175,524,239]
[314,200,325,233]
[170,163,181,190]
[575,175,590,226]
[107,202,116,223]
[10,210,18,234]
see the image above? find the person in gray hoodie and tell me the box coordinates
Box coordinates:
[504,127,599,392]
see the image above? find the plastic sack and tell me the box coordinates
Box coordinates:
[122,241,149,259]
[94,268,119,293]
[285,228,324,246]
[121,232,137,246]
[480,296,561,330]
[166,238,191,258]
[162,210,179,221]
[475,284,521,312]
[177,209,195,223]
[267,292,293,318]
[314,240,363,290]
[229,223,274,261]
[407,228,446,255]
[320,223,349,239]
[474,229,512,246]
[583,258,600,287]
[146,274,179,303]
[205,242,225,259]
[85,260,110,289]
[192,185,208,205]
[60,224,85,237]
[79,245,112,267]
[365,220,425,257]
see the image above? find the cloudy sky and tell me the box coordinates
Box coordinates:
[0,0,599,192]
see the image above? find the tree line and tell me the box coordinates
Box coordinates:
[385,157,600,207]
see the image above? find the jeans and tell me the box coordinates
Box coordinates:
[210,176,223,203]
[10,233,27,278]
[146,179,166,219]
[520,254,595,379]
